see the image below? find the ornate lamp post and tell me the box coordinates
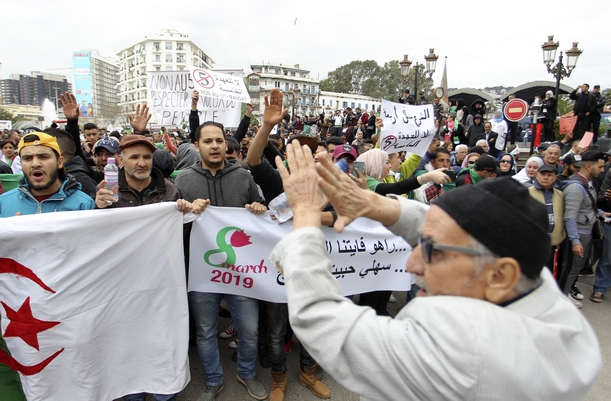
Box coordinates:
[287,88,302,120]
[541,35,583,98]
[398,49,438,101]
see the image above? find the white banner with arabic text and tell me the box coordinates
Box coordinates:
[379,100,436,155]
[189,207,413,302]
[189,67,250,103]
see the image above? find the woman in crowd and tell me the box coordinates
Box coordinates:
[498,153,516,177]
[461,152,480,169]
[354,148,449,315]
[0,140,21,174]
[512,156,543,186]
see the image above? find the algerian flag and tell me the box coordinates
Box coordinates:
[0,203,190,400]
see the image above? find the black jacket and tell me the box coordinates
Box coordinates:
[63,156,97,199]
[569,90,596,114]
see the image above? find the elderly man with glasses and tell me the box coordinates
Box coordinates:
[268,141,601,401]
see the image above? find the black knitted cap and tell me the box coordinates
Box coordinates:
[434,177,549,278]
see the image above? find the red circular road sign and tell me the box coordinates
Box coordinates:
[504,99,529,122]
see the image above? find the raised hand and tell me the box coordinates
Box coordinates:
[128,104,152,133]
[263,89,288,127]
[276,140,328,229]
[245,102,255,117]
[191,90,199,111]
[58,92,80,120]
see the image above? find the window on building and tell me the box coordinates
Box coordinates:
[351,102,355,108]
[166,54,172,62]
[153,42,160,51]
[330,100,333,107]
[358,103,361,108]
[178,67,184,71]
[343,101,348,108]
[365,104,368,110]
[285,83,289,91]
[166,66,173,71]
[165,42,172,50]
[155,55,161,62]
[177,43,184,51]
[322,99,325,106]
[291,72,295,76]
[156,66,161,71]
[275,69,279,74]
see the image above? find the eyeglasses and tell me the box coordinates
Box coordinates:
[419,235,488,263]
[500,160,511,164]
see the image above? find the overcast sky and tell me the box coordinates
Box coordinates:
[2,0,609,92]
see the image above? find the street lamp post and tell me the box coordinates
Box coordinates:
[287,89,301,121]
[398,49,438,102]
[541,35,583,97]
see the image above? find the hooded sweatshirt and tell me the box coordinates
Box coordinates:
[175,159,263,207]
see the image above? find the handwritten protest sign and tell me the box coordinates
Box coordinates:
[189,67,250,103]
[379,100,436,155]
[559,115,578,135]
[147,70,241,127]
[189,207,413,303]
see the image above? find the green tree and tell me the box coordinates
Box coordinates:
[0,107,17,123]
[321,59,434,102]
[556,95,573,116]
[320,60,381,94]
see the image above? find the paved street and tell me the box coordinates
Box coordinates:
[126,277,609,401]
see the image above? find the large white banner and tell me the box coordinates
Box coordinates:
[189,66,250,103]
[379,100,436,155]
[0,204,190,401]
[147,70,241,128]
[189,207,413,302]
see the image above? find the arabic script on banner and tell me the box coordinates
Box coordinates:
[189,67,250,103]
[189,207,413,303]
[379,99,436,155]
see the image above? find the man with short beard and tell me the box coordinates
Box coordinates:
[0,132,94,217]
[94,135,187,209]
[174,121,268,401]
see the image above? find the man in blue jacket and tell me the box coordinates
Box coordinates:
[0,132,94,217]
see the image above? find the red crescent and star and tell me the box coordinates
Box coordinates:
[0,258,64,375]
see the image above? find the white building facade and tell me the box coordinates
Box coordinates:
[116,28,214,116]
[318,91,381,117]
[247,63,320,118]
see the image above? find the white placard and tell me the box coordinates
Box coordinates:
[189,206,414,302]
[147,70,241,128]
[189,66,250,103]
[379,100,436,155]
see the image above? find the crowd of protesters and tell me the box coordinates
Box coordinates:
[0,86,607,401]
